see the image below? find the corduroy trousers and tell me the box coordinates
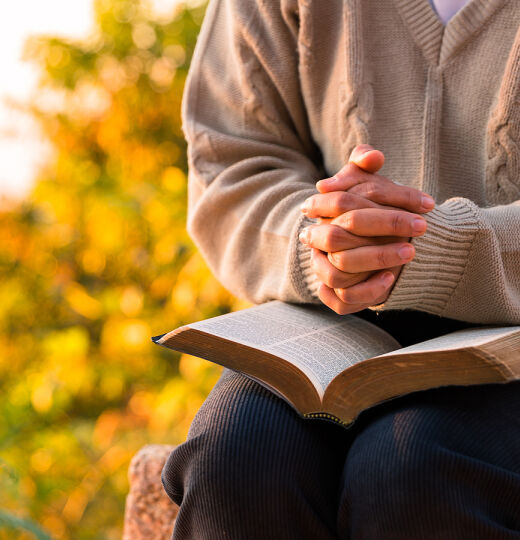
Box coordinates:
[161,312,520,540]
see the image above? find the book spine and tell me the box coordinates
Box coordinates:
[303,412,351,427]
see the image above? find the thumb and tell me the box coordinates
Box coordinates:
[316,144,386,194]
[349,144,385,173]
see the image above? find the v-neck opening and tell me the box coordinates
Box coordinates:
[440,0,507,64]
[391,0,507,66]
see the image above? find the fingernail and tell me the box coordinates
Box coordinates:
[381,272,395,287]
[421,195,435,210]
[301,199,311,214]
[413,218,427,234]
[299,228,310,244]
[398,245,414,260]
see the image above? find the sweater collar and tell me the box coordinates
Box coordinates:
[392,0,507,65]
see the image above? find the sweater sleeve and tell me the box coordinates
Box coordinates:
[374,198,520,324]
[183,0,322,304]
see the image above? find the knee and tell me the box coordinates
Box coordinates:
[161,371,313,504]
[338,387,520,538]
[343,404,448,505]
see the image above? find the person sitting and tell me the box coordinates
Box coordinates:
[161,0,520,538]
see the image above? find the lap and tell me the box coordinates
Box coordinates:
[339,381,520,539]
[175,370,520,481]
[164,368,520,539]
[349,380,520,466]
[163,369,352,539]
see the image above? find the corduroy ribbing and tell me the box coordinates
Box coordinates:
[162,370,520,539]
[162,369,350,539]
[380,199,479,315]
[339,380,520,539]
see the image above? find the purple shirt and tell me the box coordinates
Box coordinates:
[429,0,471,23]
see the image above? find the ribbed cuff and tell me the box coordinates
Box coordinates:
[372,198,481,316]
[293,215,320,302]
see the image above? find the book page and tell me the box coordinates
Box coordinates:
[378,326,520,358]
[189,302,400,395]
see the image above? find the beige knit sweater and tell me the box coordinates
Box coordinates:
[183,0,520,325]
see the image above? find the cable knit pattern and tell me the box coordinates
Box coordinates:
[341,0,374,161]
[184,0,520,323]
[486,25,520,205]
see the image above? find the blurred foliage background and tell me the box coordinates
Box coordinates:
[0,0,247,538]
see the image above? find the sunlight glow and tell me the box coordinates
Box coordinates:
[0,0,181,200]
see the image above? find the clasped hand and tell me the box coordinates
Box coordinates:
[299,144,435,315]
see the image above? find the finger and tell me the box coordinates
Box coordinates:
[316,162,371,193]
[301,191,383,218]
[334,271,396,306]
[300,224,400,253]
[318,283,371,315]
[311,248,371,289]
[315,152,435,213]
[327,242,414,273]
[348,144,385,174]
[332,208,427,238]
[348,181,435,213]
[371,266,402,305]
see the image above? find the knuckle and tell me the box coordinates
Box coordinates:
[414,189,424,208]
[322,230,336,252]
[337,192,352,212]
[339,253,353,273]
[391,212,406,233]
[328,251,338,265]
[337,288,353,304]
[404,189,415,206]
[361,182,380,200]
[377,249,389,268]
[330,271,346,289]
[411,188,422,207]
[329,251,346,271]
[403,188,420,210]
[343,210,358,231]
[324,267,338,288]
[331,192,345,215]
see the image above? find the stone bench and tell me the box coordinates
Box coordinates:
[123,445,178,540]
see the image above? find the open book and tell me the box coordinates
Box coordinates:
[152,301,520,426]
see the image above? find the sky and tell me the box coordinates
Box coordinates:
[0,0,180,200]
